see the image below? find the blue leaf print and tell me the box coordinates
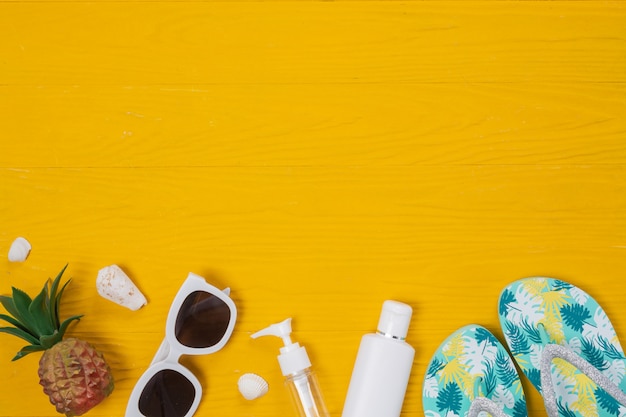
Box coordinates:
[526,368,542,392]
[557,400,578,417]
[552,280,574,292]
[496,351,517,388]
[597,337,625,360]
[483,360,497,396]
[512,398,528,417]
[581,338,609,371]
[560,303,591,333]
[506,321,531,355]
[436,382,463,415]
[475,327,498,346]
[520,319,542,344]
[427,357,445,379]
[500,289,516,316]
[595,387,620,416]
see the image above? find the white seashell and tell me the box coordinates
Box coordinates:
[96,265,147,311]
[8,237,31,262]
[238,373,269,400]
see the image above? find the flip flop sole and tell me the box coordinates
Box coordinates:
[499,277,626,417]
[423,324,527,417]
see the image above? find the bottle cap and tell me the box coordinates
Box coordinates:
[251,318,312,376]
[377,300,412,340]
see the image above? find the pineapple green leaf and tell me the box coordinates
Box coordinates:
[12,344,46,361]
[0,326,40,345]
[52,279,71,328]
[55,278,73,327]
[52,264,69,287]
[42,278,51,311]
[29,280,55,336]
[0,295,32,333]
[0,295,21,319]
[40,279,56,333]
[8,288,40,336]
[40,331,63,350]
[1,265,85,361]
[58,314,83,339]
[11,287,32,308]
[49,264,68,326]
[0,313,32,334]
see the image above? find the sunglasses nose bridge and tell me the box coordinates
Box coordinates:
[165,345,184,364]
[150,338,185,367]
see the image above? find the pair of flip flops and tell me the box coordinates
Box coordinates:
[423,277,626,417]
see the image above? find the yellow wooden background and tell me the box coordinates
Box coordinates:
[1,1,625,416]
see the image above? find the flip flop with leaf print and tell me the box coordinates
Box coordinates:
[499,277,626,417]
[423,325,528,417]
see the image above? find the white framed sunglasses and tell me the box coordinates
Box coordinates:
[125,272,237,417]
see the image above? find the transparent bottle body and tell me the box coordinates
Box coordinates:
[285,368,330,417]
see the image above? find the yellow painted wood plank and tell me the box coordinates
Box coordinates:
[0,2,624,85]
[1,83,625,167]
[2,165,626,416]
[1,1,625,416]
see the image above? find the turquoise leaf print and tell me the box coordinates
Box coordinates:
[552,280,574,292]
[483,360,497,396]
[581,338,609,371]
[597,337,625,360]
[512,398,528,417]
[476,327,498,346]
[427,357,445,379]
[557,400,578,417]
[436,382,462,415]
[595,387,620,416]
[496,351,518,388]
[526,368,541,392]
[520,319,542,344]
[505,321,531,355]
[560,303,592,333]
[500,289,516,316]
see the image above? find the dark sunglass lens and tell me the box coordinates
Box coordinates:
[175,290,231,348]
[138,369,195,417]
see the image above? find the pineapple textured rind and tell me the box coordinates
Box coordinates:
[38,338,114,417]
[1,265,115,416]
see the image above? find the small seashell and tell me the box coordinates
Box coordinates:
[238,373,269,400]
[8,237,31,262]
[96,265,147,311]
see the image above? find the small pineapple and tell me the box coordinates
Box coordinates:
[0,265,114,416]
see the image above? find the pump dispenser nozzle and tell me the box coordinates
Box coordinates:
[251,318,312,376]
[251,317,293,346]
[252,318,329,417]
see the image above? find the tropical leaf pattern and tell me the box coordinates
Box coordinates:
[498,277,626,417]
[423,325,527,417]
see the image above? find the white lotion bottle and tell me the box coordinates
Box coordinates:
[341,300,415,417]
[252,318,330,417]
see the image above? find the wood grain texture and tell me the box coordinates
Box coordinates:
[0,2,624,85]
[1,83,625,168]
[1,1,625,417]
[2,166,626,416]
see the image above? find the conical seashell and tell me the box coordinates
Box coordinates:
[8,237,31,262]
[238,373,269,400]
[96,265,147,311]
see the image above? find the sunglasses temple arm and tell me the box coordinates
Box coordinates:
[150,338,171,366]
[223,287,231,296]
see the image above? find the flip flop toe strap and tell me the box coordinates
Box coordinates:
[468,397,510,417]
[540,344,626,417]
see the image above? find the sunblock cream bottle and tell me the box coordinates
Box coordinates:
[252,318,330,417]
[341,300,415,417]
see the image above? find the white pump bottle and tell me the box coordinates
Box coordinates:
[252,318,330,417]
[341,300,415,417]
